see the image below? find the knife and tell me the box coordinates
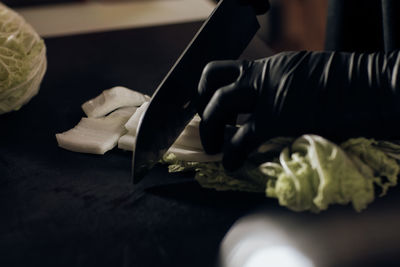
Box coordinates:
[132,0,262,184]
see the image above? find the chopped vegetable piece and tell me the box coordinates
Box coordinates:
[118,131,219,162]
[56,107,136,154]
[173,115,203,150]
[118,132,136,151]
[162,153,266,192]
[374,140,400,160]
[121,113,211,160]
[124,102,149,134]
[163,135,400,213]
[82,86,149,118]
[168,145,221,162]
[341,138,399,196]
[261,135,375,212]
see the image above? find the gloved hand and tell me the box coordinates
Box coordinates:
[197,50,400,170]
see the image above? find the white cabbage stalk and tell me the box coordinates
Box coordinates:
[172,115,203,150]
[58,88,219,161]
[119,110,221,162]
[56,107,135,154]
[168,145,222,162]
[118,133,136,151]
[0,3,47,114]
[82,86,150,118]
[124,101,149,134]
[118,130,221,162]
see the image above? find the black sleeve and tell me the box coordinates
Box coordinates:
[269,49,400,140]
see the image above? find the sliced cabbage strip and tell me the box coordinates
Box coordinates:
[118,131,221,162]
[81,86,149,118]
[56,107,136,154]
[168,145,222,162]
[124,102,149,134]
[118,132,136,151]
[173,115,203,150]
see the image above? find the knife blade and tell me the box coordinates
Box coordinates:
[132,0,261,184]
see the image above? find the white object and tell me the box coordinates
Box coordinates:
[168,145,222,162]
[120,113,221,162]
[81,86,148,118]
[173,115,203,150]
[124,101,149,134]
[118,132,136,151]
[56,106,136,154]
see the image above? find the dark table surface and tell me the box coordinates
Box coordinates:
[1,21,400,267]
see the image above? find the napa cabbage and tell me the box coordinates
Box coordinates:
[163,135,399,212]
[0,3,47,114]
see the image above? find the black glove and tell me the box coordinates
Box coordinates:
[197,50,400,170]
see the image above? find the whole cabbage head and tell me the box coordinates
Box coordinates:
[0,3,46,114]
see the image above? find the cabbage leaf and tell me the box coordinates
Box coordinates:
[163,135,399,212]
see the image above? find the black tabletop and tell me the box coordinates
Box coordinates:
[1,21,400,267]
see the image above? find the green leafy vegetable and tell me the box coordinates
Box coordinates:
[341,138,398,195]
[163,153,268,193]
[0,3,47,114]
[163,135,399,213]
[261,135,376,212]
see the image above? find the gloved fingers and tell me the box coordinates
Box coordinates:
[197,60,243,117]
[222,119,263,171]
[200,82,257,154]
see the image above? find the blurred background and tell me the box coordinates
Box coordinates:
[4,0,82,7]
[6,0,329,52]
[258,0,328,51]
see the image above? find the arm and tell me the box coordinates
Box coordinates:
[197,50,400,170]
